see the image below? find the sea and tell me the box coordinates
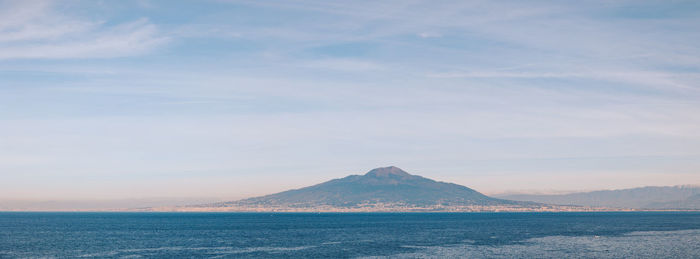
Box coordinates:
[0,212,699,258]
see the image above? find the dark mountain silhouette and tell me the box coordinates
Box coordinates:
[213,166,529,209]
[499,185,700,209]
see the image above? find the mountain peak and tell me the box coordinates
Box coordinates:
[364,166,411,177]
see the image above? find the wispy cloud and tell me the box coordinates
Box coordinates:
[301,59,385,71]
[209,0,699,92]
[417,32,442,38]
[426,69,700,90]
[0,1,167,59]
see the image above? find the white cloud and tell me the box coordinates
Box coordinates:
[301,58,385,71]
[426,69,700,92]
[417,32,442,38]
[0,1,167,59]
[219,0,700,91]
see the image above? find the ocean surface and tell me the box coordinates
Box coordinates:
[1,212,699,258]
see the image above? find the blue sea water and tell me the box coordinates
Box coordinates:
[0,212,699,258]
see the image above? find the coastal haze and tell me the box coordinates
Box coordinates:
[3,167,698,212]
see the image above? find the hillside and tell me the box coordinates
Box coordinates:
[499,185,700,209]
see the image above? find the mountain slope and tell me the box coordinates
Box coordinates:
[499,185,700,209]
[221,166,522,208]
[645,194,700,210]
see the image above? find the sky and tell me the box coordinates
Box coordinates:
[1,0,700,202]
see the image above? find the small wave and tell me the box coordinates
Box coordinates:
[77,245,316,257]
[376,229,700,259]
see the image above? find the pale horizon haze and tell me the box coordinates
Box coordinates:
[2,0,700,205]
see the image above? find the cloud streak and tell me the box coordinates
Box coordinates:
[0,1,167,59]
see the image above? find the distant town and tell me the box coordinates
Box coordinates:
[138,203,635,213]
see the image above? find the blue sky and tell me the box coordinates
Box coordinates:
[1,0,699,200]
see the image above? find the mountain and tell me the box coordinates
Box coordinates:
[224,166,521,207]
[161,166,599,212]
[645,194,700,210]
[498,185,700,209]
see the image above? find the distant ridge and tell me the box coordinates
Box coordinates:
[146,166,610,212]
[499,185,700,209]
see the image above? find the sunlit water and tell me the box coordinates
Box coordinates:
[1,212,698,258]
